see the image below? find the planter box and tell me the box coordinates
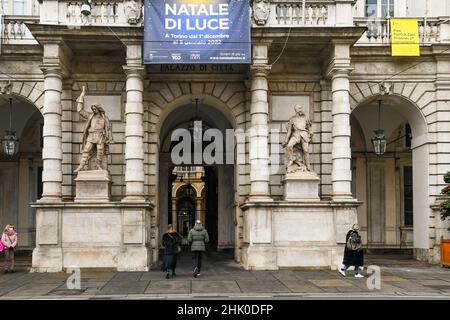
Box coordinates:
[441,238,450,267]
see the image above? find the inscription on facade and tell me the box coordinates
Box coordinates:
[155,64,241,73]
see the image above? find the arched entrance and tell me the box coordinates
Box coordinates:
[157,97,236,259]
[351,94,428,257]
[0,94,43,250]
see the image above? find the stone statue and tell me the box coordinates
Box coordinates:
[253,0,270,25]
[124,0,142,25]
[74,86,113,173]
[282,104,313,174]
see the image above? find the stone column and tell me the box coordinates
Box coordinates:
[123,44,145,201]
[172,198,177,231]
[195,198,202,221]
[329,42,354,201]
[40,66,63,201]
[249,44,272,201]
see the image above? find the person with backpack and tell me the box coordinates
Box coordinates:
[188,220,209,278]
[161,224,182,279]
[2,224,18,273]
[338,224,364,278]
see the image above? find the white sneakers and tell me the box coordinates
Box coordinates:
[338,268,346,277]
[354,273,364,278]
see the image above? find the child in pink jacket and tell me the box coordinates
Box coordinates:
[2,224,18,273]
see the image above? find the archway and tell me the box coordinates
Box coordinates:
[351,94,428,257]
[157,97,236,260]
[0,94,43,250]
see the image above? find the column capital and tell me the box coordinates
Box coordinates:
[326,66,353,80]
[39,64,65,78]
[123,65,146,77]
[250,64,271,78]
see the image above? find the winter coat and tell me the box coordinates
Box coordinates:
[188,223,209,252]
[162,232,182,255]
[1,231,17,249]
[342,230,364,266]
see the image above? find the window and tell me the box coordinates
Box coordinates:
[365,0,395,18]
[13,0,31,15]
[0,0,33,15]
[365,0,377,17]
[381,0,394,17]
[0,0,9,14]
[403,166,413,226]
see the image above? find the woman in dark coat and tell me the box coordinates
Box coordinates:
[161,225,182,279]
[338,224,364,278]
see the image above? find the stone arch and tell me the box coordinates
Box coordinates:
[1,81,45,114]
[349,81,435,127]
[351,91,430,257]
[149,81,245,261]
[145,81,247,137]
[173,182,201,198]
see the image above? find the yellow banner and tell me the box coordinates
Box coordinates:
[390,18,420,56]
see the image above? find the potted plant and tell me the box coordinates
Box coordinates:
[439,171,450,267]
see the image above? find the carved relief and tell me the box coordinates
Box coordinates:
[253,0,270,26]
[124,0,142,25]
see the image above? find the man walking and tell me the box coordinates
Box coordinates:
[188,220,209,278]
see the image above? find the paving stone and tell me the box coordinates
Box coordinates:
[145,280,190,294]
[280,280,324,293]
[109,272,143,282]
[292,270,336,280]
[309,279,354,288]
[99,280,149,295]
[192,280,241,294]
[237,280,290,293]
[417,279,450,286]
[6,284,60,297]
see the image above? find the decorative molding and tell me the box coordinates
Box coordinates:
[0,81,12,95]
[252,0,270,26]
[124,0,143,25]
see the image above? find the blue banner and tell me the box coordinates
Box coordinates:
[143,0,251,64]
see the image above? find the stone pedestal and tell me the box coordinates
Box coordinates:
[30,202,153,272]
[283,171,320,201]
[75,170,111,202]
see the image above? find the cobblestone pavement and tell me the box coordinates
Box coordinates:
[0,252,449,299]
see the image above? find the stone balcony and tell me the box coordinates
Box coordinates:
[3,1,450,48]
[354,16,450,46]
[252,0,353,27]
[41,0,146,27]
[1,15,39,45]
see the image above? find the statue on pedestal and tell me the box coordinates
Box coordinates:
[74,86,113,173]
[282,104,313,174]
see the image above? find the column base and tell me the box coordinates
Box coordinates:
[121,196,146,202]
[37,196,62,203]
[248,195,273,202]
[332,194,357,202]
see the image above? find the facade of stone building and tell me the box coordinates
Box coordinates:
[0,0,450,271]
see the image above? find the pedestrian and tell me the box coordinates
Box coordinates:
[338,224,364,278]
[2,224,18,273]
[161,224,182,279]
[188,219,209,278]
